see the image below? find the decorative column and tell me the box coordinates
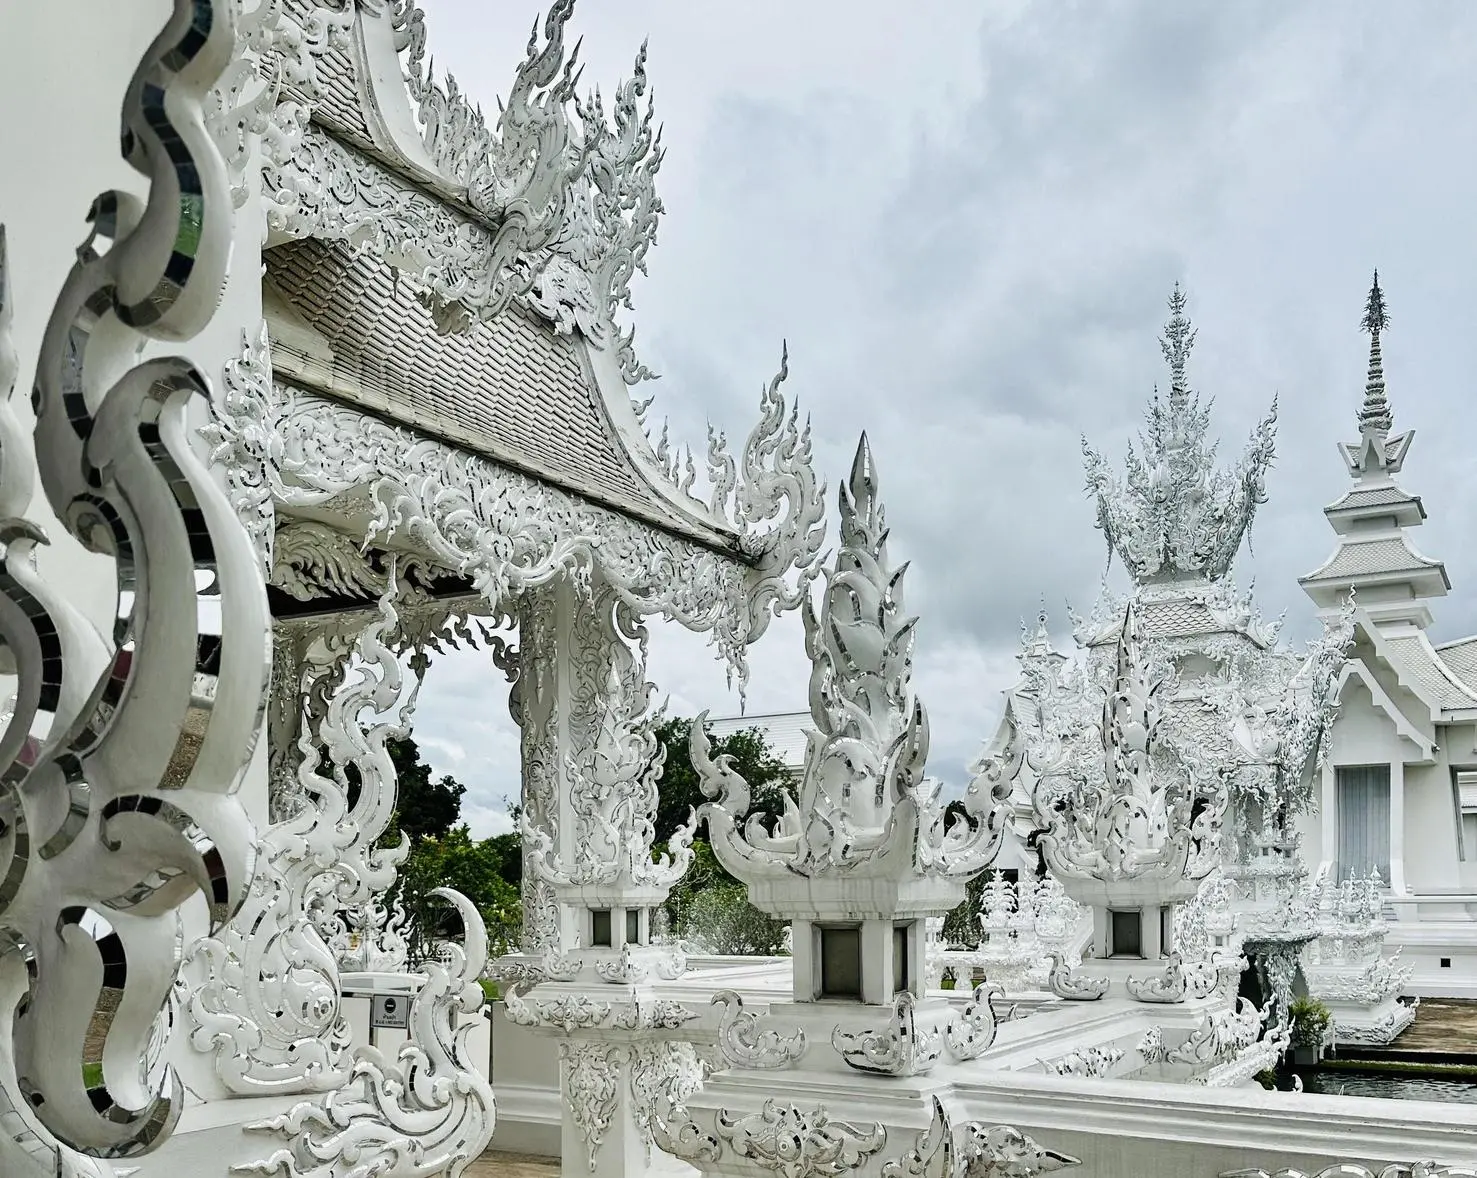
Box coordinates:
[0,0,266,1171]
[176,581,419,1105]
[1022,603,1228,1005]
[654,437,1073,1178]
[501,567,703,1178]
[1390,758,1407,895]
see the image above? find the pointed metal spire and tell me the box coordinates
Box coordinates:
[1159,283,1197,410]
[1357,269,1392,435]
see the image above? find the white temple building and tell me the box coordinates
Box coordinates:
[5,3,1477,1178]
[1298,273,1477,997]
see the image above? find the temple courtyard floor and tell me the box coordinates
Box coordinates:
[465,1153,557,1177]
[1382,998,1477,1056]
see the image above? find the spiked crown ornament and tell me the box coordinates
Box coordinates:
[1082,285,1278,585]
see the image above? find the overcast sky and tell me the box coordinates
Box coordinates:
[403,0,1477,838]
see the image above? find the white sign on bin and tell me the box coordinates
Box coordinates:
[371,993,410,1030]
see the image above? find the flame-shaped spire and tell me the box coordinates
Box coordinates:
[691,434,1003,909]
[1160,282,1197,412]
[1082,286,1278,583]
[1357,269,1392,435]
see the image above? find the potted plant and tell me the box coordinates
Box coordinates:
[1288,996,1332,1066]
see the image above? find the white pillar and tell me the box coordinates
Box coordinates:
[1319,757,1338,881]
[1389,758,1407,894]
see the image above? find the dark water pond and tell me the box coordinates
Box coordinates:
[1299,1070,1477,1104]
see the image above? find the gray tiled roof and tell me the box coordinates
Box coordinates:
[281,1,372,145]
[705,712,811,772]
[1326,483,1418,513]
[1385,633,1477,712]
[266,239,738,552]
[1436,636,1477,695]
[1302,536,1442,582]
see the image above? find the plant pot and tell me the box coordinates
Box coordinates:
[1290,1045,1321,1067]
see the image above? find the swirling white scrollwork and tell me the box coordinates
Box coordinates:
[884,1097,1080,1178]
[0,0,267,1163]
[200,321,278,572]
[1045,953,1109,1002]
[628,1041,703,1163]
[945,982,1007,1061]
[562,1042,625,1173]
[237,889,494,1178]
[831,991,943,1078]
[1043,1046,1124,1079]
[715,1101,887,1177]
[1222,1166,1477,1178]
[221,334,823,699]
[711,990,806,1070]
[1125,952,1189,1005]
[185,578,417,1096]
[504,985,611,1034]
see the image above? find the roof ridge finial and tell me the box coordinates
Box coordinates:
[1160,282,1196,411]
[1358,269,1392,435]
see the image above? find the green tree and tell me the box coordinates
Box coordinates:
[395,826,522,962]
[653,717,793,955]
[388,738,465,843]
[652,716,792,842]
[346,734,522,963]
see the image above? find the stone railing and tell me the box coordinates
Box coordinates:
[1304,869,1416,1046]
[926,874,1090,994]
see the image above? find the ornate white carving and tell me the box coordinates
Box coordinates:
[712,991,806,1070]
[831,991,943,1078]
[237,889,494,1178]
[715,1101,887,1177]
[1031,601,1223,900]
[1043,1045,1124,1079]
[1045,953,1109,1002]
[271,0,667,381]
[226,350,823,696]
[695,435,1004,898]
[944,983,1006,1061]
[1125,953,1189,1004]
[521,583,695,901]
[201,321,278,572]
[1303,867,1415,1044]
[185,581,416,1096]
[0,0,266,1166]
[504,986,611,1034]
[1167,998,1266,1066]
[1082,285,1277,584]
[1223,1166,1477,1178]
[629,1041,703,1164]
[884,1098,1079,1178]
[562,1041,624,1173]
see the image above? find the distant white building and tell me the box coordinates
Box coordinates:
[1298,274,1477,997]
[703,711,810,783]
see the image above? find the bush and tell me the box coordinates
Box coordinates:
[1289,996,1332,1049]
[663,842,788,956]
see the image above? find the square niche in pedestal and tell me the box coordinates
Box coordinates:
[1109,909,1143,958]
[590,909,612,948]
[819,926,862,999]
[626,908,641,946]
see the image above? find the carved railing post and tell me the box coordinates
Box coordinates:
[502,566,701,1177]
[0,1,268,1172]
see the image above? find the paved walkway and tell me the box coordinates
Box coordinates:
[1388,999,1477,1055]
[464,1153,557,1177]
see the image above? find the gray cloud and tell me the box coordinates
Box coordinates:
[407,0,1477,833]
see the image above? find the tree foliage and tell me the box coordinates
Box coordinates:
[374,717,797,963]
[651,716,792,842]
[652,717,792,955]
[375,735,520,962]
